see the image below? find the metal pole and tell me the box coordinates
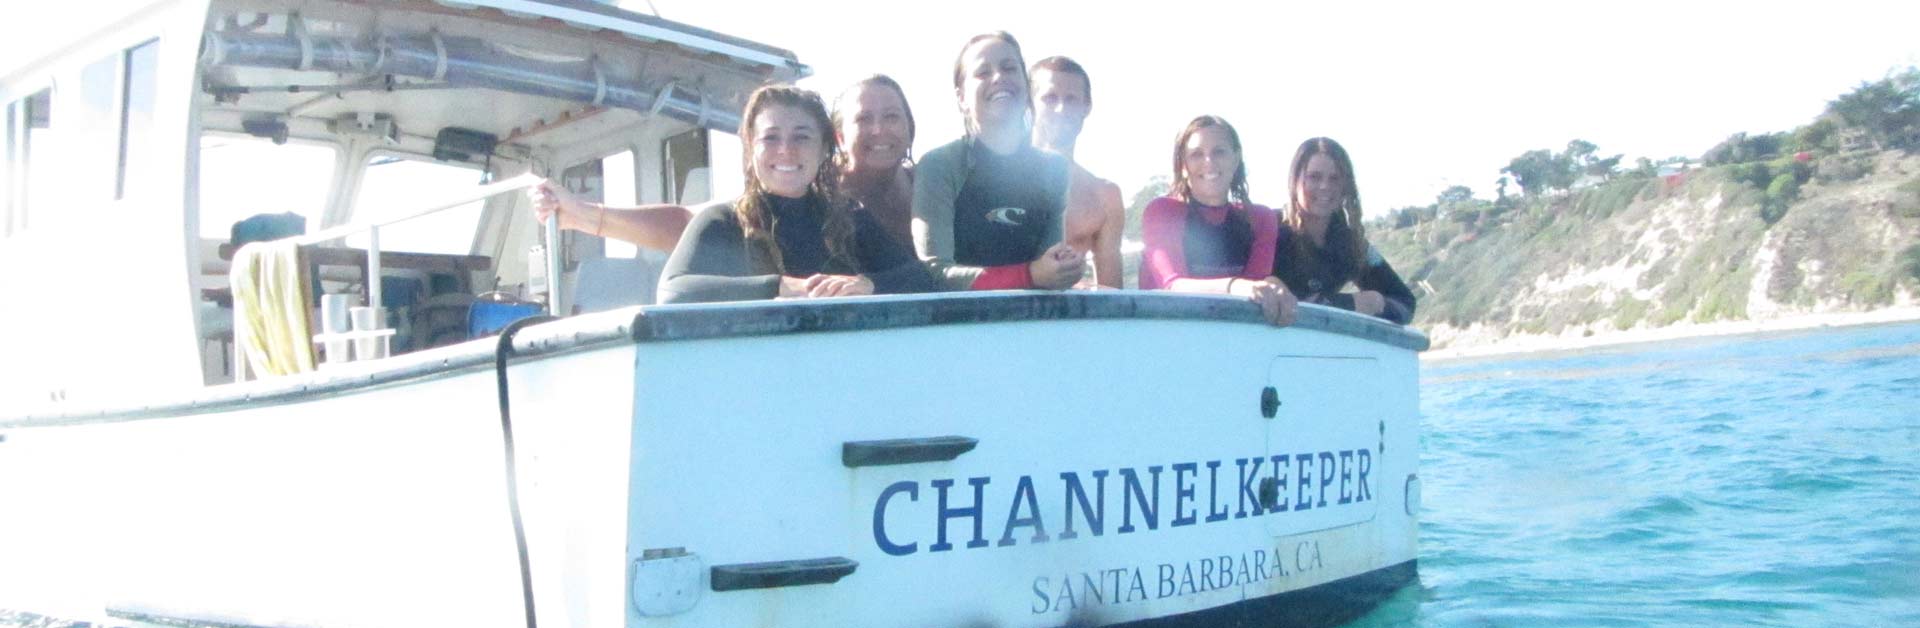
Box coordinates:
[367,225,383,318]
[544,215,565,316]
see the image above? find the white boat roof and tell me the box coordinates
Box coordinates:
[441,0,811,82]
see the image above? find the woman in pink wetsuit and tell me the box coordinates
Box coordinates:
[1139,116,1296,326]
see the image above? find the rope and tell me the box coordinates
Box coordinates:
[494,314,557,628]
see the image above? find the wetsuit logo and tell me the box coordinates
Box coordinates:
[986,207,1027,227]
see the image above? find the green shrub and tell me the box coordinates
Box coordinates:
[1896,178,1920,218]
[1611,297,1650,330]
[1902,245,1920,281]
[1815,154,1872,183]
[1726,162,1774,189]
[1840,270,1895,305]
[1789,117,1839,152]
[1769,155,1813,185]
[1651,304,1688,327]
[1693,272,1751,322]
[1760,173,1800,224]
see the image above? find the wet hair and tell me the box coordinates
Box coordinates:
[734,85,857,274]
[1029,55,1091,107]
[830,74,917,170]
[1283,136,1368,280]
[951,31,1031,137]
[1168,115,1250,207]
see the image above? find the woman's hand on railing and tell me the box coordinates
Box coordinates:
[527,179,600,234]
[1351,290,1386,317]
[1028,242,1087,290]
[777,274,874,299]
[806,274,875,298]
[1231,276,1297,327]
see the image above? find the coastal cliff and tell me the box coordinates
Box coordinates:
[1370,149,1920,351]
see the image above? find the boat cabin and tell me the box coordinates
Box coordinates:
[0,0,805,406]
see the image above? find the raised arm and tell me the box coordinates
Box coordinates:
[528,179,691,252]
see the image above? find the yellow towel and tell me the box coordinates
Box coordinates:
[230,240,316,376]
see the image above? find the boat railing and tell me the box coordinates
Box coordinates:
[281,172,560,319]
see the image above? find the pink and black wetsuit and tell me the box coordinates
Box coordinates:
[1138,195,1280,290]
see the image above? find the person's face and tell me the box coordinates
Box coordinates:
[1031,68,1089,149]
[1296,152,1345,218]
[956,39,1027,132]
[837,84,911,174]
[1181,126,1239,205]
[749,104,825,198]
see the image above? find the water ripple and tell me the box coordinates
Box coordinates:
[1391,321,1920,628]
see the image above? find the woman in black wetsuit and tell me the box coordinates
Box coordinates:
[655,86,936,304]
[911,32,1085,291]
[1273,137,1417,324]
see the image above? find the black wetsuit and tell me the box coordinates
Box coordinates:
[1273,219,1417,324]
[912,138,1070,290]
[656,194,937,304]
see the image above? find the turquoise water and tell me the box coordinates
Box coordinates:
[1356,321,1920,628]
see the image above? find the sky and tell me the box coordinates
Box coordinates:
[638,0,1920,210]
[5,0,1918,210]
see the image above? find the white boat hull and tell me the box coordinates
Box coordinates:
[0,293,1423,628]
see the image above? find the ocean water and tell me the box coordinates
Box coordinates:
[1349,321,1920,628]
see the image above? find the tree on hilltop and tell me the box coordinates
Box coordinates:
[1124,175,1171,241]
[1828,67,1920,149]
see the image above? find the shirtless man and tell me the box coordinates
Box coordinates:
[1029,56,1126,288]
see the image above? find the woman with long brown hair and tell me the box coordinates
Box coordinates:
[832,74,917,248]
[655,86,935,303]
[1139,115,1294,325]
[1273,137,1415,323]
[911,32,1084,291]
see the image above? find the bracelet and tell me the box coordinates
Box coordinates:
[594,204,606,237]
[1226,277,1239,294]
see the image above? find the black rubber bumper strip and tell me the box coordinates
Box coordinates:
[842,436,978,467]
[710,557,858,592]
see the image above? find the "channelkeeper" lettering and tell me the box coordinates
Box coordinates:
[871,449,1373,556]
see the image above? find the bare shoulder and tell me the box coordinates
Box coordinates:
[1069,164,1125,208]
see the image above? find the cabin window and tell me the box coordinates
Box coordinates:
[3,100,17,235]
[346,155,486,255]
[602,150,638,259]
[661,128,708,205]
[117,39,160,200]
[4,89,55,235]
[197,135,336,239]
[79,54,119,199]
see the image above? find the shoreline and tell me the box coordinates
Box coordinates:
[1418,306,1920,362]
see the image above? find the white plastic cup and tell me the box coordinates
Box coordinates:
[321,294,352,333]
[350,306,387,360]
[320,294,352,363]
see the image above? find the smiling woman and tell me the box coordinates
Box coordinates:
[1139,115,1295,326]
[655,85,937,303]
[910,32,1084,291]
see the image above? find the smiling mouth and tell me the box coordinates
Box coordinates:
[988,90,1014,103]
[772,164,802,173]
[867,143,895,153]
[1202,173,1223,181]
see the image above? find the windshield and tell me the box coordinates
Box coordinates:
[196,135,335,239]
[347,155,486,254]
